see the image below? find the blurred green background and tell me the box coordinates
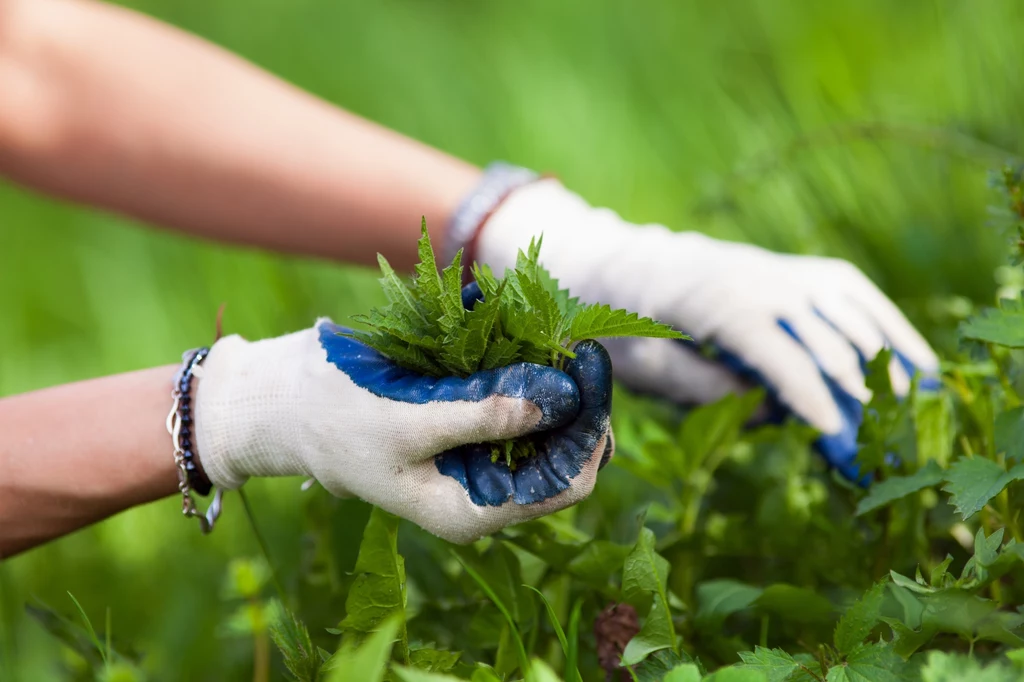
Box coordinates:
[2,0,1023,678]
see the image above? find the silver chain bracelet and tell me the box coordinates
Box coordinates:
[167,347,223,534]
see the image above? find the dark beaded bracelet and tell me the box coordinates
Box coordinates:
[173,348,213,496]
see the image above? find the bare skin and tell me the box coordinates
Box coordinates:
[0,0,485,556]
[0,0,482,270]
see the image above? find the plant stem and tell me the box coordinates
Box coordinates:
[760,615,769,649]
[238,489,289,607]
[251,596,270,682]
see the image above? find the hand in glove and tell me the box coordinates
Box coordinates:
[193,318,613,543]
[455,170,938,481]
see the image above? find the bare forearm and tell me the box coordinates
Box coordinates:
[0,366,180,557]
[0,0,481,269]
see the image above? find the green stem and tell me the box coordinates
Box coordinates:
[760,615,769,649]
[238,489,289,607]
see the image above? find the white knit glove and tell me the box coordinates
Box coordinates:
[471,178,938,481]
[193,319,614,544]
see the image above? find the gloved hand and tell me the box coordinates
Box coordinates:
[192,318,613,544]
[470,177,938,481]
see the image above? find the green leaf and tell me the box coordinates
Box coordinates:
[567,304,685,345]
[833,581,887,655]
[375,254,429,328]
[437,249,465,337]
[322,615,402,682]
[855,461,945,515]
[678,391,765,476]
[915,391,954,468]
[452,551,530,676]
[856,348,913,472]
[391,665,464,682]
[754,584,835,625]
[340,507,409,664]
[941,457,1024,520]
[411,220,445,321]
[408,648,461,673]
[960,299,1024,348]
[479,337,522,371]
[633,650,702,682]
[737,647,801,682]
[695,579,764,631]
[269,604,322,682]
[919,650,1022,682]
[621,527,677,666]
[703,668,770,682]
[995,406,1024,463]
[662,664,703,682]
[523,585,578,682]
[825,643,911,682]
[974,527,1005,568]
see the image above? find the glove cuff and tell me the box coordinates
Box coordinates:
[193,327,319,489]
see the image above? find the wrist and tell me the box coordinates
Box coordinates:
[194,329,314,488]
[444,162,541,275]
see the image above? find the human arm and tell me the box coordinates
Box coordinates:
[0,366,181,557]
[452,170,940,481]
[0,0,480,270]
[0,319,614,557]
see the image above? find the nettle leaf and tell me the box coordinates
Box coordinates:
[855,461,945,515]
[376,254,429,328]
[662,664,703,682]
[856,349,913,472]
[339,508,409,664]
[941,456,1024,520]
[824,643,910,682]
[994,406,1024,463]
[408,647,461,673]
[833,581,887,655]
[567,304,683,345]
[633,649,703,682]
[960,298,1024,348]
[269,604,322,682]
[437,249,465,337]
[678,390,764,477]
[737,647,802,681]
[621,527,677,666]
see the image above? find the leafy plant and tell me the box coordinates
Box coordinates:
[347,221,685,466]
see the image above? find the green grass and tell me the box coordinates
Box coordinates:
[3,0,1024,678]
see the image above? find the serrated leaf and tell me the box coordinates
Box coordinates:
[437,249,465,337]
[480,337,522,371]
[621,527,677,666]
[825,643,911,682]
[855,461,944,515]
[960,299,1024,348]
[408,648,461,673]
[995,406,1024,463]
[347,330,445,376]
[269,604,322,682]
[567,304,684,345]
[941,457,1024,520]
[737,647,800,682]
[340,508,408,664]
[633,649,703,682]
[376,254,429,328]
[834,581,886,654]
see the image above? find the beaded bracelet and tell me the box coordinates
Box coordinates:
[443,161,539,280]
[167,347,223,534]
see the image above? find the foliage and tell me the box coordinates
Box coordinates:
[348,222,683,465]
[9,3,1024,679]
